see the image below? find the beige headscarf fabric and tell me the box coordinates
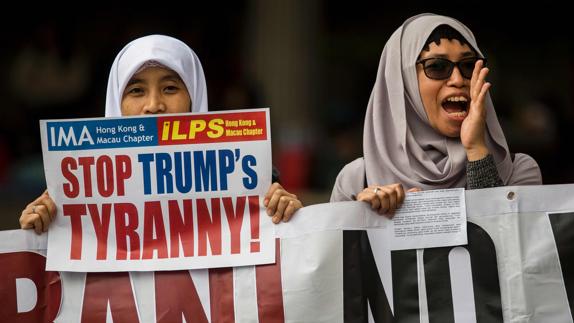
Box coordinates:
[331,13,541,201]
[105,34,208,117]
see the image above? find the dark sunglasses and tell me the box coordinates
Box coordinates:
[416,57,487,80]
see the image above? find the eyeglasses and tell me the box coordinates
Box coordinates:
[416,57,487,80]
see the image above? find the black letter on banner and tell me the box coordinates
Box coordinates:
[343,231,369,322]
[343,230,418,323]
[423,222,502,323]
[548,212,574,315]
[390,249,419,322]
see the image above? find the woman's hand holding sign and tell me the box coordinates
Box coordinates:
[20,190,57,234]
[264,182,303,224]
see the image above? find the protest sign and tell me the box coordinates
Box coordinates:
[40,109,274,271]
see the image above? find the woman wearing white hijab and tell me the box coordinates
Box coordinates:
[331,14,542,215]
[20,35,301,233]
[104,34,208,117]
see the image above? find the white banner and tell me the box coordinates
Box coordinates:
[2,184,574,322]
[40,109,274,272]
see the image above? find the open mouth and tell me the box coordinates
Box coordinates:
[441,96,469,119]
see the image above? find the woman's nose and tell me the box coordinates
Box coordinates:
[142,92,166,114]
[446,66,465,87]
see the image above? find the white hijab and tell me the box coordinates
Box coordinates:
[331,13,541,201]
[105,34,208,117]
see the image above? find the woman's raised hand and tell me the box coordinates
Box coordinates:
[460,59,491,161]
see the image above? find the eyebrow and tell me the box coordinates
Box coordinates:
[125,73,184,87]
[423,51,477,59]
[160,74,184,83]
[125,78,143,87]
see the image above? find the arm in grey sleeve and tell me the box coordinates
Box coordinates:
[466,154,504,189]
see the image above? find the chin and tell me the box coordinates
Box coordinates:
[439,127,461,138]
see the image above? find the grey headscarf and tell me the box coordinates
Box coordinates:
[105,34,208,117]
[331,13,542,201]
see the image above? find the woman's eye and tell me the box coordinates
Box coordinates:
[164,86,179,93]
[460,61,475,70]
[427,61,446,71]
[127,87,144,95]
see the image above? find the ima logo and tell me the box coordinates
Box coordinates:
[49,125,94,147]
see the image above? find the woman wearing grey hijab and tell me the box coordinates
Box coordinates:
[330,13,542,216]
